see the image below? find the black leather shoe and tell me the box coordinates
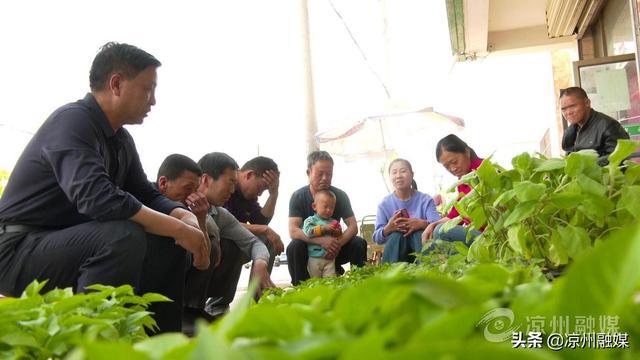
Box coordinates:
[182,307,216,337]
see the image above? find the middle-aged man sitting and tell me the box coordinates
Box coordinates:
[0,42,209,333]
[157,152,275,325]
[560,86,630,165]
[286,151,367,285]
[223,156,284,273]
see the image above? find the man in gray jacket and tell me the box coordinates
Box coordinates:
[560,86,630,165]
[155,153,274,331]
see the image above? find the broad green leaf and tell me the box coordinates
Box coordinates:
[115,285,136,296]
[512,152,532,175]
[262,285,337,310]
[506,225,528,258]
[467,236,492,262]
[281,334,351,359]
[553,222,640,320]
[214,280,256,339]
[73,341,149,360]
[0,332,40,348]
[408,305,489,343]
[333,278,399,332]
[453,190,474,219]
[398,338,560,359]
[547,192,582,209]
[476,159,500,188]
[141,293,172,304]
[134,333,189,359]
[548,230,568,266]
[160,341,196,360]
[22,280,47,299]
[340,327,390,360]
[503,201,537,227]
[468,205,487,228]
[576,174,606,196]
[565,150,598,177]
[43,288,74,302]
[226,305,304,341]
[579,193,615,224]
[459,264,510,293]
[190,323,240,360]
[492,189,516,207]
[235,347,294,360]
[557,225,591,259]
[412,276,478,308]
[126,311,154,329]
[617,185,640,219]
[453,241,469,256]
[440,216,462,234]
[513,181,546,202]
[607,139,640,167]
[502,169,522,182]
[533,158,565,172]
[47,316,60,336]
[52,294,90,313]
[624,162,640,184]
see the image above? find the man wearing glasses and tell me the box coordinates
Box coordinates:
[560,86,630,165]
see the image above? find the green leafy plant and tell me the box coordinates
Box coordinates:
[9,219,638,359]
[441,140,640,269]
[0,281,168,359]
[71,220,640,359]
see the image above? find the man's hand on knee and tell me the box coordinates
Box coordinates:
[176,224,210,270]
[265,227,284,255]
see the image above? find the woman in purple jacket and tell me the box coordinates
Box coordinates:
[373,158,441,263]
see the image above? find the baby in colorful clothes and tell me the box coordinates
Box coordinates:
[302,190,342,278]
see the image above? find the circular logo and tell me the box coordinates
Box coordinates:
[476,308,521,342]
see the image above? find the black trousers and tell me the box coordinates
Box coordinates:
[184,236,227,309]
[286,236,367,285]
[184,234,276,309]
[0,220,186,333]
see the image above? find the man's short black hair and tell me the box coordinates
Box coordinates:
[307,151,333,170]
[89,42,161,91]
[198,152,239,180]
[559,86,588,100]
[240,156,279,176]
[157,154,202,182]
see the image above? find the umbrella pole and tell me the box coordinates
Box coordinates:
[378,117,391,193]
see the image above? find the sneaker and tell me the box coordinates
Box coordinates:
[204,301,230,319]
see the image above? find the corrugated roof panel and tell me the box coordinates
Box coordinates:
[546,0,602,38]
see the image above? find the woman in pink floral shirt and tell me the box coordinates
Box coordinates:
[422,134,483,244]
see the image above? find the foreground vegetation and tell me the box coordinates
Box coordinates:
[1,142,639,359]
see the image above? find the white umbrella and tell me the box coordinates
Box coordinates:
[315,106,465,192]
[315,106,465,161]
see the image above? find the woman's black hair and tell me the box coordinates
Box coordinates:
[435,134,478,162]
[388,158,418,190]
